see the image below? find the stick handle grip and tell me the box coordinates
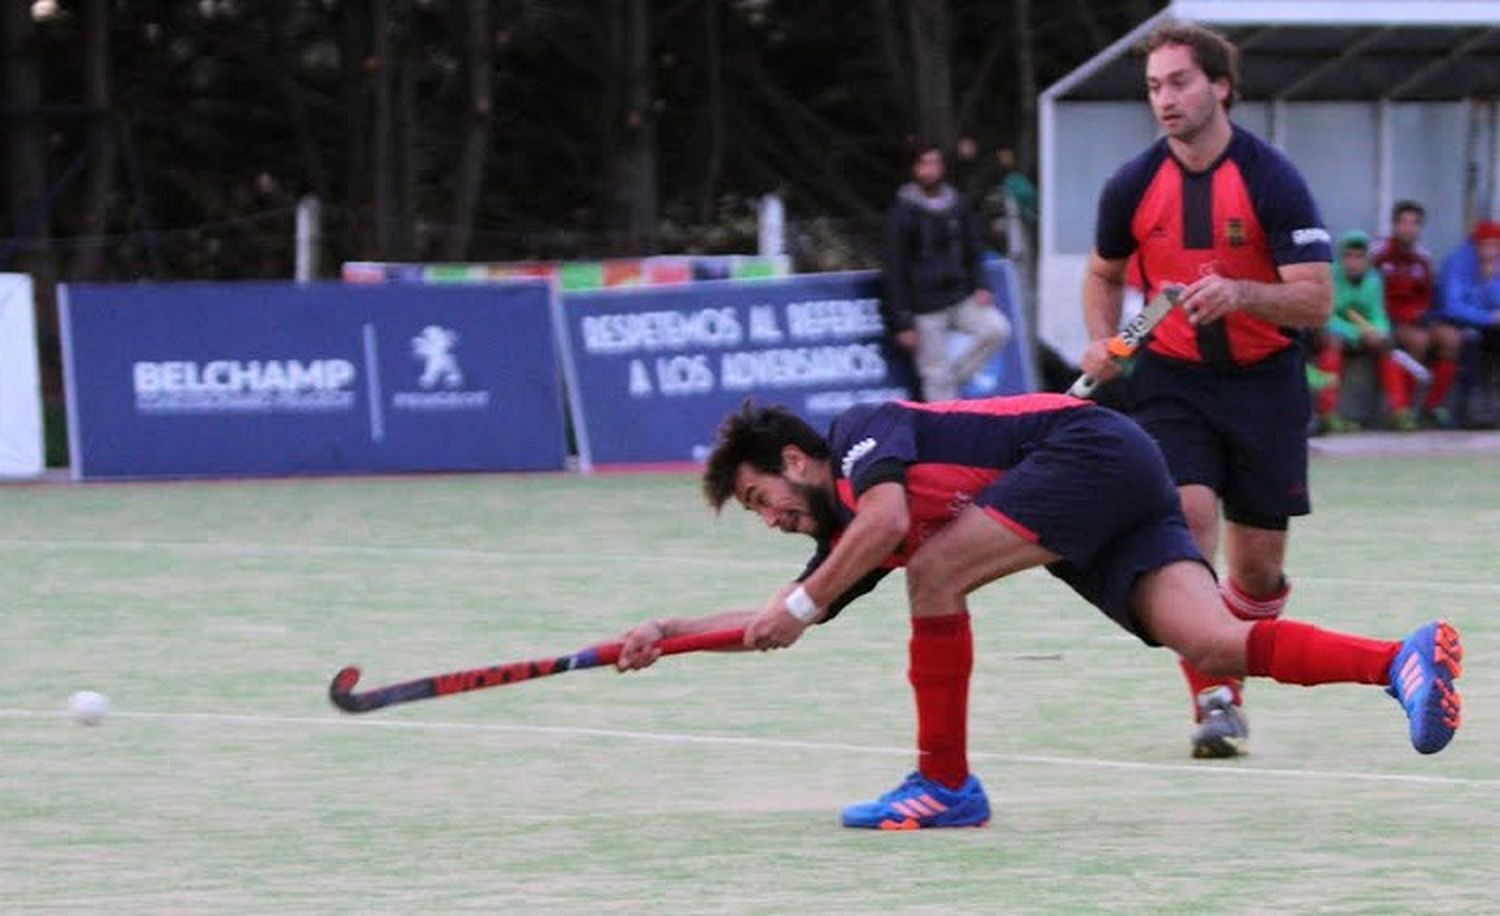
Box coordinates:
[1069,284,1184,401]
[1066,373,1099,398]
[657,627,747,655]
[587,627,746,667]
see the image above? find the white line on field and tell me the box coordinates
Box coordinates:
[3,708,1494,788]
[5,538,1498,594]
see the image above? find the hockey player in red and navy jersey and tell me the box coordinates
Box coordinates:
[1080,21,1334,758]
[614,398,1463,829]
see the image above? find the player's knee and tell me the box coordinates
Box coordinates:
[905,556,962,610]
[1178,485,1216,524]
[1435,326,1465,360]
[1185,512,1217,555]
[919,375,957,403]
[1175,632,1242,677]
[979,314,1012,348]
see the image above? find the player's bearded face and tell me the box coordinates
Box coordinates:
[789,478,839,539]
[737,466,838,538]
[1146,45,1224,142]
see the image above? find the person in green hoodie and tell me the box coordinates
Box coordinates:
[1310,230,1410,430]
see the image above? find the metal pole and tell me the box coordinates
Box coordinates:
[1377,99,1394,234]
[295,195,322,282]
[757,191,784,258]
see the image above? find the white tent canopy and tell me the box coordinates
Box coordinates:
[1038,0,1500,362]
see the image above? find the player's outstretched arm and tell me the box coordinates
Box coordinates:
[746,483,909,650]
[799,482,908,607]
[616,609,758,670]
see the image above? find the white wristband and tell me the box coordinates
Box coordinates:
[785,585,821,623]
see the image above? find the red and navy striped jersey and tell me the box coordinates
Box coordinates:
[801,394,1090,619]
[1095,125,1332,367]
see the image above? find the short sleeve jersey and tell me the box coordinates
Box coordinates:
[1095,125,1332,366]
[799,394,1089,620]
[1372,237,1434,326]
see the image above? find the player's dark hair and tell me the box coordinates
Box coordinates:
[1393,200,1426,222]
[702,402,829,511]
[1141,21,1240,111]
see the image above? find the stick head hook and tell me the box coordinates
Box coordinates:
[328,666,364,711]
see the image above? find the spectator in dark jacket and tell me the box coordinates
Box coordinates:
[883,144,1011,402]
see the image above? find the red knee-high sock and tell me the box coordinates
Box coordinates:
[1246,619,1399,686]
[1179,578,1289,720]
[1378,354,1409,412]
[1391,357,1416,411]
[1315,343,1343,417]
[1426,359,1459,411]
[910,613,972,789]
[1179,656,1241,720]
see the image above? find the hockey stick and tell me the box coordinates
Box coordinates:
[1345,309,1433,385]
[329,627,746,714]
[1068,284,1184,398]
[1389,347,1433,386]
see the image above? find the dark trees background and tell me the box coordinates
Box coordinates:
[1,0,1163,282]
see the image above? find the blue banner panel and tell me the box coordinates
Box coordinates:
[959,257,1037,400]
[61,281,567,479]
[559,264,1033,467]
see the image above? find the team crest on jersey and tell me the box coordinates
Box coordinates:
[841,437,877,478]
[1225,217,1246,247]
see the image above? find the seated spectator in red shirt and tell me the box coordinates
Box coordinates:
[1373,201,1463,426]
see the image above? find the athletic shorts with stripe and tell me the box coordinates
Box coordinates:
[1130,346,1312,526]
[974,408,1209,644]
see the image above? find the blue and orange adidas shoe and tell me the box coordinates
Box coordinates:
[1388,620,1464,755]
[840,771,990,830]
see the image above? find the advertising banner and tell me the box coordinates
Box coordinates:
[0,273,44,477]
[955,256,1036,400]
[556,262,1035,467]
[61,281,566,479]
[343,254,792,291]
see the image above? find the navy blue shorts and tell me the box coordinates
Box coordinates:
[975,407,1208,644]
[1131,347,1311,525]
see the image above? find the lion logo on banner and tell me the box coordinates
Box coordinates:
[412,325,463,389]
